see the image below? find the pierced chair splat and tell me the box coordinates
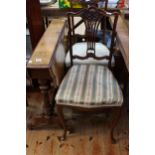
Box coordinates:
[55,6,123,143]
[65,5,119,67]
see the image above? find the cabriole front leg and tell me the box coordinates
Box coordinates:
[110,108,122,144]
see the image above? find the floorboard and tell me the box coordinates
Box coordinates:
[26,91,129,155]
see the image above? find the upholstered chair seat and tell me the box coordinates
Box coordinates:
[56,64,123,108]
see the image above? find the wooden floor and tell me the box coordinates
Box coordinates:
[26,91,129,155]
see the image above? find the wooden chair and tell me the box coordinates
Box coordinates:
[55,6,123,143]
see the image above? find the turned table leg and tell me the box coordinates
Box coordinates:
[38,79,52,117]
[27,79,57,129]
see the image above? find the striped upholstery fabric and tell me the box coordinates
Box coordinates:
[55,65,123,108]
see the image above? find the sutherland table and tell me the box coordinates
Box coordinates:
[27,19,67,121]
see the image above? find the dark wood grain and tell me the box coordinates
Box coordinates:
[26,0,45,50]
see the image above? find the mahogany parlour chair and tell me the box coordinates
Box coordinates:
[55,6,123,143]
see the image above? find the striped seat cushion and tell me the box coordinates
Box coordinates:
[55,65,123,108]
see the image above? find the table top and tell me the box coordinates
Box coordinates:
[27,18,66,69]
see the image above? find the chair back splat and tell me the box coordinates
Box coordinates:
[67,6,119,68]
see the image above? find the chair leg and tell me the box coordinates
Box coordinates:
[56,105,67,141]
[110,108,121,144]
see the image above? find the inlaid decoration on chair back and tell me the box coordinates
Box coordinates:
[67,6,119,67]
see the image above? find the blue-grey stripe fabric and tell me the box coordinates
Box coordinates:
[55,64,123,108]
